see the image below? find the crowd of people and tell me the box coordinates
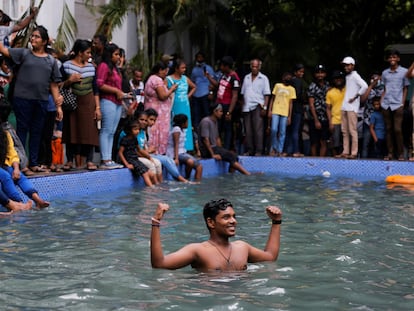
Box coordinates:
[1,5,414,213]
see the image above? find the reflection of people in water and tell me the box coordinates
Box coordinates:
[150,198,282,271]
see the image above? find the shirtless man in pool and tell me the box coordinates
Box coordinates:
[150,199,282,271]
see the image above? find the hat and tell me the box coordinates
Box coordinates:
[161,54,173,63]
[341,56,355,65]
[314,64,326,73]
[331,70,344,79]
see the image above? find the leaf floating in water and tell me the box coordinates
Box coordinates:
[260,187,275,193]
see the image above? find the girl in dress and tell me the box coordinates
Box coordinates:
[167,59,196,152]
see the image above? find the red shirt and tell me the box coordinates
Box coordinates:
[216,71,240,105]
[96,62,122,104]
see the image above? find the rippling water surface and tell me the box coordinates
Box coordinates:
[1,173,414,310]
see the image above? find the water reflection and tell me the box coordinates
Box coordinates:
[0,174,414,310]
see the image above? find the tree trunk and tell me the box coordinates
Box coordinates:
[136,0,149,72]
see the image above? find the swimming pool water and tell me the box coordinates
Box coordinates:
[1,173,413,310]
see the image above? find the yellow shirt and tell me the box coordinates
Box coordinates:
[326,87,345,125]
[271,83,296,117]
[4,131,19,167]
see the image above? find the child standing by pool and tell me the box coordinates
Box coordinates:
[369,97,386,159]
[167,114,203,181]
[118,120,153,187]
[268,72,296,156]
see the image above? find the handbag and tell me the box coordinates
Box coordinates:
[60,87,77,111]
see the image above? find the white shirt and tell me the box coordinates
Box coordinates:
[241,72,271,112]
[341,71,368,113]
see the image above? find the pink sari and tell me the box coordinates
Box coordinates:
[144,74,172,155]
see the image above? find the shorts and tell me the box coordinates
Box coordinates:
[178,153,201,167]
[212,146,239,165]
[309,119,330,144]
[138,157,162,175]
[331,124,342,148]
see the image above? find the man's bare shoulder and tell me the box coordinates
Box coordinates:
[232,240,250,248]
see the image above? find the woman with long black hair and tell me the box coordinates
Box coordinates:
[0,25,63,174]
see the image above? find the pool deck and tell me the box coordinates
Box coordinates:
[28,156,414,201]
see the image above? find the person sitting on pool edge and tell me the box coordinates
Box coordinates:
[150,198,282,271]
[198,103,250,175]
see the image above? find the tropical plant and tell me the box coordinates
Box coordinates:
[12,0,77,54]
[84,0,151,72]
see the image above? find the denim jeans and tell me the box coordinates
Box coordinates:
[271,114,288,153]
[285,111,302,154]
[99,98,122,161]
[0,188,10,206]
[361,123,372,158]
[0,166,37,202]
[152,154,181,179]
[13,97,49,167]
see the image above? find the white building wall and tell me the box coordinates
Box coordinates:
[1,0,140,60]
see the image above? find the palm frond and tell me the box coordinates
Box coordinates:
[54,2,78,53]
[95,0,134,38]
[12,0,45,47]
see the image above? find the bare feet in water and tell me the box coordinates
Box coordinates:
[8,200,33,212]
[36,200,50,209]
[32,193,50,209]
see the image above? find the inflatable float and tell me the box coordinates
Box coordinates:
[385,175,414,184]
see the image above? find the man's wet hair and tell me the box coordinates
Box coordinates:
[203,198,233,229]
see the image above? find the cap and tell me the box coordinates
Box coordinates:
[341,56,355,65]
[314,64,326,73]
[161,54,173,63]
[331,70,344,79]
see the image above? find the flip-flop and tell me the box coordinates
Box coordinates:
[22,168,35,176]
[29,166,50,173]
[87,163,97,170]
[50,165,63,172]
[62,162,74,171]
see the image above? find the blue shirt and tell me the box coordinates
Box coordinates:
[381,65,410,110]
[191,63,215,97]
[118,129,147,149]
[370,111,385,140]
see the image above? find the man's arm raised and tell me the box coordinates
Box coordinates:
[150,203,197,269]
[247,205,282,263]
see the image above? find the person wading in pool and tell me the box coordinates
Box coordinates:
[150,198,282,271]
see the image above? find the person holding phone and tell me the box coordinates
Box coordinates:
[190,51,216,129]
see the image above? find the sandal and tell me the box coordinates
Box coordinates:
[384,154,392,161]
[86,162,97,171]
[62,162,74,171]
[50,165,63,172]
[29,166,50,173]
[21,167,35,176]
